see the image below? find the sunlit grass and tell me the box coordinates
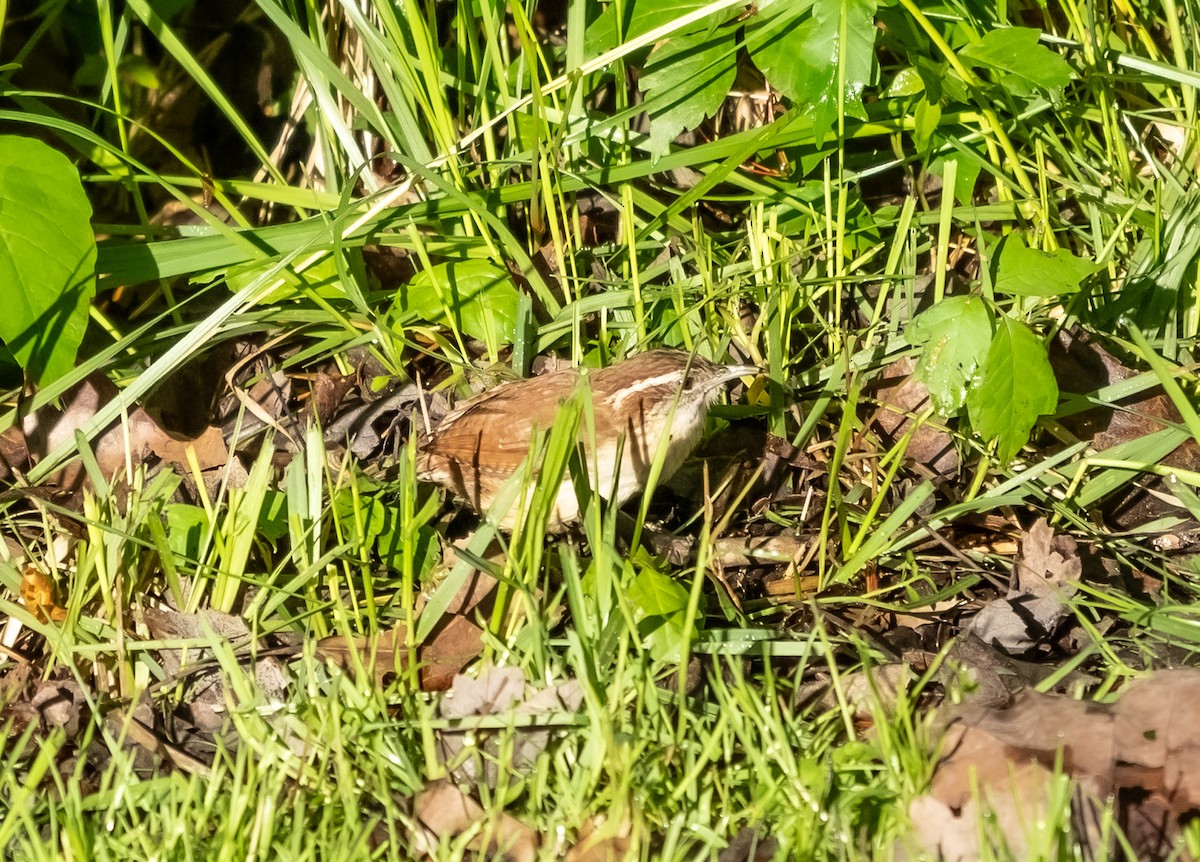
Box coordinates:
[2,0,1200,857]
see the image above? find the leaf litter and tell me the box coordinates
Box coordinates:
[967,517,1082,654]
[437,666,584,787]
[908,669,1200,861]
[5,314,1200,861]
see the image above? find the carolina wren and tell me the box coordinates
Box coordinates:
[416,349,758,530]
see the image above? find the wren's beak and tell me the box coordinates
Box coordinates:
[711,362,762,389]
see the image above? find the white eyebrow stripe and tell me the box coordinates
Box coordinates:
[608,371,685,409]
[624,371,685,391]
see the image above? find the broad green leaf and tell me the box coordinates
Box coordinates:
[120,55,160,89]
[928,149,983,205]
[906,295,993,415]
[627,563,696,663]
[0,135,97,384]
[332,489,390,545]
[994,236,1099,297]
[393,259,521,347]
[913,55,969,104]
[226,255,347,303]
[959,27,1073,91]
[884,67,925,98]
[257,490,289,543]
[165,503,209,562]
[749,0,877,133]
[912,98,942,153]
[585,0,724,54]
[966,317,1058,463]
[641,23,739,157]
[377,523,439,577]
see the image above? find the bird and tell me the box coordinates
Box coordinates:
[416,348,759,530]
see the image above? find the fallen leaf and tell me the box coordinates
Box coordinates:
[440,667,526,718]
[869,356,959,475]
[907,758,1058,862]
[967,518,1081,653]
[413,779,538,862]
[432,545,502,616]
[567,816,634,862]
[315,615,484,692]
[141,606,290,732]
[438,667,585,787]
[1051,328,1200,530]
[20,567,67,623]
[796,663,909,723]
[11,376,228,491]
[907,668,1200,861]
[306,369,357,426]
[27,679,84,735]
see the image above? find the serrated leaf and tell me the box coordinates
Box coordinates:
[959,27,1073,91]
[994,236,1100,297]
[393,259,521,347]
[906,295,993,414]
[749,0,877,133]
[0,135,97,384]
[640,24,739,157]
[966,317,1059,463]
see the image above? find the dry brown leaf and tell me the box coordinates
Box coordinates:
[1112,671,1200,817]
[1051,329,1200,531]
[908,757,1058,862]
[440,667,526,718]
[141,607,290,732]
[0,426,29,482]
[419,616,487,691]
[566,816,634,862]
[11,376,228,491]
[315,615,484,692]
[437,667,585,787]
[413,779,538,862]
[306,370,357,426]
[968,518,1081,653]
[28,679,84,735]
[20,567,67,623]
[868,356,959,476]
[908,668,1200,861]
[796,663,909,723]
[428,549,502,617]
[909,693,1110,861]
[137,418,227,472]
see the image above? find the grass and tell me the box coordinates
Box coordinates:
[2,0,1200,857]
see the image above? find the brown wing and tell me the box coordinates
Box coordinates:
[418,369,580,480]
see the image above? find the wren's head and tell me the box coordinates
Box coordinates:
[586,350,757,504]
[589,350,755,442]
[417,348,759,530]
